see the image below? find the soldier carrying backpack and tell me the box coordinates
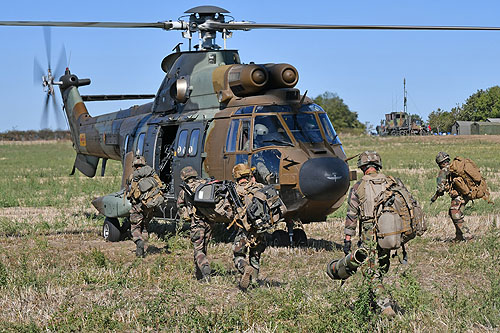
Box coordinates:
[331,151,425,317]
[431,152,491,241]
[126,155,165,257]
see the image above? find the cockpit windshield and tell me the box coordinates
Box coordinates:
[282,113,323,143]
[253,115,293,149]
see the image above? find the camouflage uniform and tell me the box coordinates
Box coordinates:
[127,155,164,257]
[434,152,469,241]
[343,151,397,317]
[177,166,214,280]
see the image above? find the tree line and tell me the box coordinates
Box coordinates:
[427,86,500,133]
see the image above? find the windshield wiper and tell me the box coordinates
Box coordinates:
[262,138,294,147]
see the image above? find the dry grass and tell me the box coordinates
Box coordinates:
[0,136,499,331]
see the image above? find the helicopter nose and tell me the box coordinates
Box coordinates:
[298,157,350,202]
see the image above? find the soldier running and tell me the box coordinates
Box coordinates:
[231,163,267,290]
[431,152,471,241]
[177,166,214,281]
[126,155,164,258]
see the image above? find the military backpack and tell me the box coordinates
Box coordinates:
[128,165,165,209]
[373,176,426,250]
[449,156,491,202]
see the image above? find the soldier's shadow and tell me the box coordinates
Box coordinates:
[146,244,171,255]
[303,238,343,252]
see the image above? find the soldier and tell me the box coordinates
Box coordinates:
[342,151,399,316]
[231,163,267,290]
[431,151,469,241]
[177,166,214,281]
[126,155,164,258]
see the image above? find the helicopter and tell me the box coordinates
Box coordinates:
[2,5,500,245]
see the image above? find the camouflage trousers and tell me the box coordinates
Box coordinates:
[190,217,215,272]
[449,196,468,237]
[232,228,267,274]
[360,221,391,275]
[130,204,154,243]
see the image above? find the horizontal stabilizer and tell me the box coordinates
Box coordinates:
[74,153,100,177]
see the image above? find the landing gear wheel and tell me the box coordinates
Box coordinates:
[271,230,290,247]
[103,217,121,242]
[292,229,308,247]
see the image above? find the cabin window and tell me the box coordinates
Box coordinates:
[299,104,323,112]
[136,132,146,156]
[253,115,292,149]
[251,149,281,184]
[282,113,323,143]
[238,119,251,151]
[225,119,239,153]
[318,113,341,145]
[177,130,188,157]
[188,129,200,156]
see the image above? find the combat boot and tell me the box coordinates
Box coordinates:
[200,264,212,282]
[239,265,255,290]
[135,239,145,258]
[453,223,466,242]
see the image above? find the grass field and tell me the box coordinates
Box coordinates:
[0,136,499,332]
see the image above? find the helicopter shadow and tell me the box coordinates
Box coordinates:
[305,238,343,252]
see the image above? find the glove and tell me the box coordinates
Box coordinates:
[343,239,352,256]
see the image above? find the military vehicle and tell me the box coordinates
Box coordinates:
[376,79,428,136]
[1,6,498,245]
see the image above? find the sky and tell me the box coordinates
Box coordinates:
[1,0,500,131]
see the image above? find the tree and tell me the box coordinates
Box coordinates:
[427,108,456,133]
[457,86,500,121]
[314,92,366,131]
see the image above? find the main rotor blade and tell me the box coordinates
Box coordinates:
[214,22,500,31]
[43,26,51,69]
[0,20,170,29]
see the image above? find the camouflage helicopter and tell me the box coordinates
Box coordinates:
[2,5,500,245]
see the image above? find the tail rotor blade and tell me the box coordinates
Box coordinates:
[51,94,65,129]
[33,57,45,85]
[55,44,67,78]
[43,26,52,69]
[41,94,50,129]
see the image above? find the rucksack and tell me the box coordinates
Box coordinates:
[373,176,426,250]
[449,156,491,202]
[128,165,165,208]
[246,184,287,232]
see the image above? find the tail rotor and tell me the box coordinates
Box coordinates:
[34,27,67,129]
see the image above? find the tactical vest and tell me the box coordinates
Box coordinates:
[449,156,491,202]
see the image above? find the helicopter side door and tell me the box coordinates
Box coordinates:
[172,121,206,198]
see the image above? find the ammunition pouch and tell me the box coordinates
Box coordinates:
[325,248,369,280]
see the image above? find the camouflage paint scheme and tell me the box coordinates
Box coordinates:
[60,49,352,223]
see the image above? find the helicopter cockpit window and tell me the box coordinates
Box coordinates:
[255,105,292,113]
[188,129,200,156]
[234,106,254,115]
[176,130,188,157]
[225,119,239,153]
[318,113,341,145]
[282,113,323,143]
[238,120,251,151]
[253,115,293,149]
[135,132,146,156]
[299,104,324,112]
[123,134,130,156]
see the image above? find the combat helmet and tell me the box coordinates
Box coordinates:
[180,166,198,181]
[435,151,450,165]
[357,151,382,169]
[254,124,268,136]
[132,155,146,168]
[232,163,252,180]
